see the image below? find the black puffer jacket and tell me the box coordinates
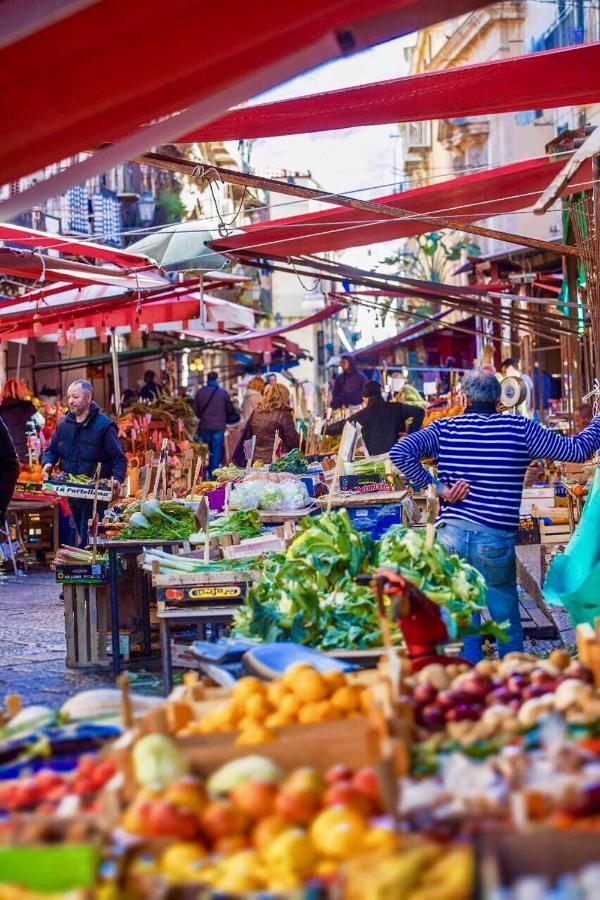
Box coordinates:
[42,402,127,481]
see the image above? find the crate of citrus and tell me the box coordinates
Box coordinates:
[145,664,405,776]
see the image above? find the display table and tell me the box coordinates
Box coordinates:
[152,569,254,693]
[7,496,60,559]
[95,538,188,675]
[257,505,317,525]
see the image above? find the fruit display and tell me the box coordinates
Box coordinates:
[118,737,473,897]
[178,665,372,743]
[408,651,598,745]
[0,755,116,814]
[422,404,464,427]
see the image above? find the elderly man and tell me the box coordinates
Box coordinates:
[42,380,127,546]
[390,369,600,662]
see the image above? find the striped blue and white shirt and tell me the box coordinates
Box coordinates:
[389,411,600,532]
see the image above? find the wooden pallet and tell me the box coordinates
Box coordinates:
[64,583,109,668]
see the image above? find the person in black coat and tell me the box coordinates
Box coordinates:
[139,370,162,402]
[331,355,367,410]
[0,418,19,524]
[327,380,424,455]
[42,380,127,546]
[0,379,37,462]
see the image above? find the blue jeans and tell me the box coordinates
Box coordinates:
[436,520,523,663]
[197,429,225,478]
[70,499,107,548]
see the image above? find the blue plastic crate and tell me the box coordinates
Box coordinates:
[347,504,404,540]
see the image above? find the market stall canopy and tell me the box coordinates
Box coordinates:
[1,283,254,340]
[211,155,592,257]
[126,222,230,272]
[184,300,346,345]
[351,311,451,362]
[0,248,167,290]
[0,223,154,269]
[0,0,494,203]
[180,42,600,141]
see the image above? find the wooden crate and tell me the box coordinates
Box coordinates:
[64,583,109,668]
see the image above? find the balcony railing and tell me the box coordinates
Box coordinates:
[532,1,600,51]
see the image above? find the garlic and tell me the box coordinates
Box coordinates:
[415,663,450,691]
[553,679,593,712]
[518,695,555,728]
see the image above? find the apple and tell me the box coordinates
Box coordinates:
[325,764,353,785]
[529,668,555,686]
[231,781,278,820]
[351,768,380,803]
[251,814,292,851]
[164,777,208,817]
[412,683,438,706]
[212,833,250,854]
[275,788,322,825]
[282,768,325,796]
[147,800,202,840]
[445,703,478,723]
[507,674,528,695]
[201,800,248,841]
[322,783,375,818]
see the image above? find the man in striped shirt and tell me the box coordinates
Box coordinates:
[390,369,600,662]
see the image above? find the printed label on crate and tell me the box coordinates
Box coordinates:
[55,563,108,583]
[339,474,389,493]
[157,583,247,604]
[44,482,112,501]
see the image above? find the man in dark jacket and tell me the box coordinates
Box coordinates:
[194,372,238,477]
[331,355,367,410]
[42,380,127,546]
[0,419,19,524]
[328,380,424,454]
[139,370,162,403]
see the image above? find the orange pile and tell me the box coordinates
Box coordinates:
[179,665,372,745]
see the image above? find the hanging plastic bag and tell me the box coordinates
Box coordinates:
[543,465,600,627]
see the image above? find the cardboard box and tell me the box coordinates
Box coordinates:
[339,474,391,493]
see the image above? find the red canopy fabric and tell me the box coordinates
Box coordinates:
[212,156,592,257]
[0,224,153,268]
[0,249,166,290]
[181,42,600,141]
[0,0,493,185]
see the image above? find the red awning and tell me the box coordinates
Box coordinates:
[0,249,167,290]
[0,0,493,186]
[180,42,600,142]
[212,156,592,257]
[0,223,153,268]
[196,301,347,344]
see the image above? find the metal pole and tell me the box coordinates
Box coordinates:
[110,333,122,415]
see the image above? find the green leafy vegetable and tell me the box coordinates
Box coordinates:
[269,449,308,474]
[233,510,401,651]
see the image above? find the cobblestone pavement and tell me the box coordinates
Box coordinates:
[0,570,115,708]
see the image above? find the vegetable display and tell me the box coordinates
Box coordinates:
[229,478,310,511]
[119,500,197,540]
[234,514,508,651]
[269,449,308,474]
[376,526,507,642]
[189,509,263,543]
[234,511,402,650]
[213,464,246,482]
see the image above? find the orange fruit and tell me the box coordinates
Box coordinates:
[330,686,360,713]
[291,668,328,703]
[245,694,271,721]
[267,681,289,708]
[232,677,265,705]
[310,806,367,859]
